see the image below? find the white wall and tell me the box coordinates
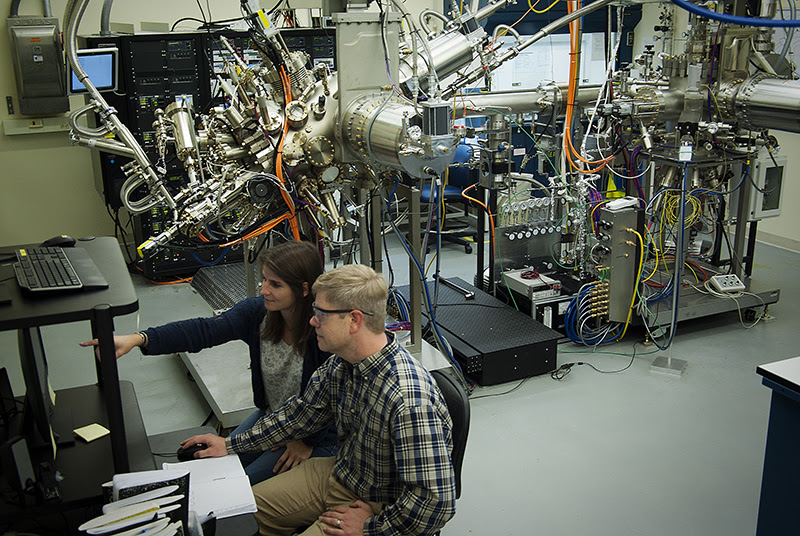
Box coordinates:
[1,0,797,248]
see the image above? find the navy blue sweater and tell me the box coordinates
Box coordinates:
[141,296,336,448]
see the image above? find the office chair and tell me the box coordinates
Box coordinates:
[431,368,471,535]
[419,144,478,254]
[290,369,469,536]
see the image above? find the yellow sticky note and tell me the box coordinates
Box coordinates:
[74,423,111,442]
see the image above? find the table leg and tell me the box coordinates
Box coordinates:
[91,304,129,473]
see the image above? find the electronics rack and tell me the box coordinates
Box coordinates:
[82,29,336,278]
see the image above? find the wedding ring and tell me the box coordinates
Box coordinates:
[337,519,341,528]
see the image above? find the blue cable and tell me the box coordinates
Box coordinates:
[191,246,230,266]
[385,180,462,376]
[564,285,623,346]
[646,279,674,304]
[671,0,800,27]
[692,160,750,197]
[650,165,690,351]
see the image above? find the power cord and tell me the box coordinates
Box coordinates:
[551,362,578,380]
[470,343,648,395]
[552,341,643,380]
[469,377,530,399]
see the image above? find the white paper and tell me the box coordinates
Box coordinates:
[162,456,256,519]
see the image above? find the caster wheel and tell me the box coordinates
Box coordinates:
[465,244,473,254]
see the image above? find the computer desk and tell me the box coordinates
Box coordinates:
[0,237,155,519]
[755,356,800,536]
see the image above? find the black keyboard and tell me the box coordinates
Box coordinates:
[13,247,83,292]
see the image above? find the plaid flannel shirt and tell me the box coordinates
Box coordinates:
[227,336,456,535]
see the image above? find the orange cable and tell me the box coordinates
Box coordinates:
[560,0,612,174]
[461,184,495,258]
[275,66,300,241]
[220,212,293,248]
[152,276,193,285]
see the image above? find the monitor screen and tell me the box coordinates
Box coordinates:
[19,327,73,458]
[19,327,56,456]
[68,47,119,94]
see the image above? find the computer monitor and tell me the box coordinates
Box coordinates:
[68,47,119,94]
[18,328,73,459]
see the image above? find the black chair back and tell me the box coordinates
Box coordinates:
[431,369,470,499]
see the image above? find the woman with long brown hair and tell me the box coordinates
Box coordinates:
[80,240,336,485]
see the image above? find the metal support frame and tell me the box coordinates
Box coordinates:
[92,304,129,473]
[733,159,754,279]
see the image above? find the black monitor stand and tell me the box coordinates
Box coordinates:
[0,238,153,524]
[19,327,75,452]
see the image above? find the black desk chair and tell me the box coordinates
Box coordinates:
[419,144,478,254]
[431,368,471,535]
[290,370,469,536]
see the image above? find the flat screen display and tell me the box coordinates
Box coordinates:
[68,47,119,94]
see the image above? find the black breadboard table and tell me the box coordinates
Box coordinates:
[191,262,260,314]
[399,277,560,385]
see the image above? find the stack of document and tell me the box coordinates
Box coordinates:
[162,456,257,521]
[79,456,255,535]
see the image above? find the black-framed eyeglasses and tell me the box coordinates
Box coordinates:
[312,302,374,321]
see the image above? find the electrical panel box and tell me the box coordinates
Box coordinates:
[333,11,401,112]
[7,17,69,115]
[596,201,644,323]
[731,152,787,221]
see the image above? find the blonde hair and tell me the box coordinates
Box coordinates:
[312,264,387,334]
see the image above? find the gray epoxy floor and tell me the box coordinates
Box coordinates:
[1,238,798,536]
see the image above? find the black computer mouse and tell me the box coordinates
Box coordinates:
[40,235,76,248]
[177,442,207,462]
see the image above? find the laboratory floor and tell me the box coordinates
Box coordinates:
[2,236,798,536]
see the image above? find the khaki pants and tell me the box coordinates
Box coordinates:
[252,456,382,536]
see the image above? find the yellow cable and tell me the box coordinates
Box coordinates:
[619,229,645,340]
[462,184,496,259]
[685,262,700,283]
[641,226,660,283]
[530,0,561,13]
[590,200,610,233]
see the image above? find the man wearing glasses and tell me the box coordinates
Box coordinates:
[184,263,456,536]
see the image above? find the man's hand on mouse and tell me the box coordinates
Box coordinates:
[180,434,228,458]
